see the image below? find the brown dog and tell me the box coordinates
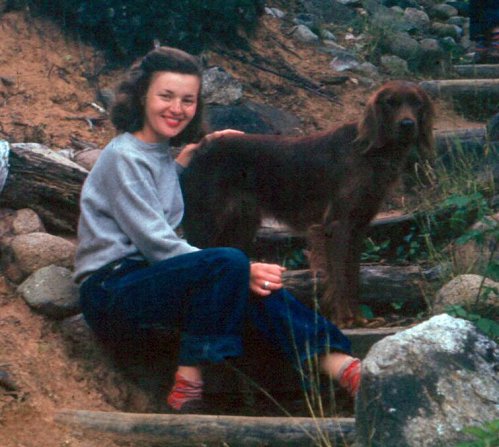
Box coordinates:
[181,80,434,326]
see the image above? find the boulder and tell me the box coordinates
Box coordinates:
[17,265,80,319]
[356,314,499,447]
[433,274,499,314]
[0,232,76,283]
[206,101,302,135]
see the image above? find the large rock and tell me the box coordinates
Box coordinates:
[17,265,80,319]
[0,232,76,283]
[206,101,302,135]
[356,314,499,447]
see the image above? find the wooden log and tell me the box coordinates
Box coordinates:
[283,265,442,315]
[55,409,356,446]
[420,79,499,96]
[0,143,88,232]
[452,64,499,79]
[419,79,499,119]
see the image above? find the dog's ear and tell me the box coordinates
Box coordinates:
[417,88,435,161]
[357,92,387,153]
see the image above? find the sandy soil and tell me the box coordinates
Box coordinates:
[0,7,489,447]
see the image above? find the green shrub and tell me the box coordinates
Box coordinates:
[28,0,264,61]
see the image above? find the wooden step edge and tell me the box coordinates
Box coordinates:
[55,409,356,446]
[452,64,499,79]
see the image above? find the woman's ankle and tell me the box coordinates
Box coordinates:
[167,367,204,411]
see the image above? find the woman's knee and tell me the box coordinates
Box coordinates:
[206,247,249,275]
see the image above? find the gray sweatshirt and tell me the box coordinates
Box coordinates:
[74,132,198,282]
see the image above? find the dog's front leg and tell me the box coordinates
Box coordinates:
[321,218,358,327]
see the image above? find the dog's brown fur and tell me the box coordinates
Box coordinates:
[181,80,434,326]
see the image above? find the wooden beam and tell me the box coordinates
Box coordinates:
[452,64,499,79]
[55,409,356,446]
[419,79,499,96]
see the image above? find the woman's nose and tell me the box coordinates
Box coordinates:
[170,98,183,114]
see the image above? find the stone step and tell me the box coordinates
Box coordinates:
[453,64,499,79]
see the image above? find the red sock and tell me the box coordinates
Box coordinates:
[167,372,204,410]
[338,358,361,397]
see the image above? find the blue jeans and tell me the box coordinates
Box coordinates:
[79,248,351,371]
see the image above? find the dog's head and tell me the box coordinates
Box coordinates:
[357,80,434,159]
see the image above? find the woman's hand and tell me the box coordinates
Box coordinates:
[175,129,244,168]
[250,262,286,297]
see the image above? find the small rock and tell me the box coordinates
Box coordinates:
[96,88,115,111]
[0,369,18,392]
[447,15,467,27]
[17,265,80,319]
[403,7,431,32]
[292,24,320,44]
[293,13,316,28]
[202,66,243,106]
[385,31,422,65]
[429,3,458,20]
[321,29,337,41]
[11,209,45,235]
[264,7,286,19]
[351,62,380,78]
[380,54,410,76]
[73,149,102,171]
[0,208,45,238]
[330,54,360,72]
[431,22,462,40]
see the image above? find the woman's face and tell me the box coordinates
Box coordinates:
[137,71,200,143]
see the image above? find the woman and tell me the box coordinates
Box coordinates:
[74,46,360,413]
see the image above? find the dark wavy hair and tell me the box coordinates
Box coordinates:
[110,46,207,146]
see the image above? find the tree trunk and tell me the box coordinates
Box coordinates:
[0,143,88,233]
[55,409,355,446]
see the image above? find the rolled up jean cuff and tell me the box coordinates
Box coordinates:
[178,333,243,365]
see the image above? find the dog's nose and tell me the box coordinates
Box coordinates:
[399,118,415,129]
